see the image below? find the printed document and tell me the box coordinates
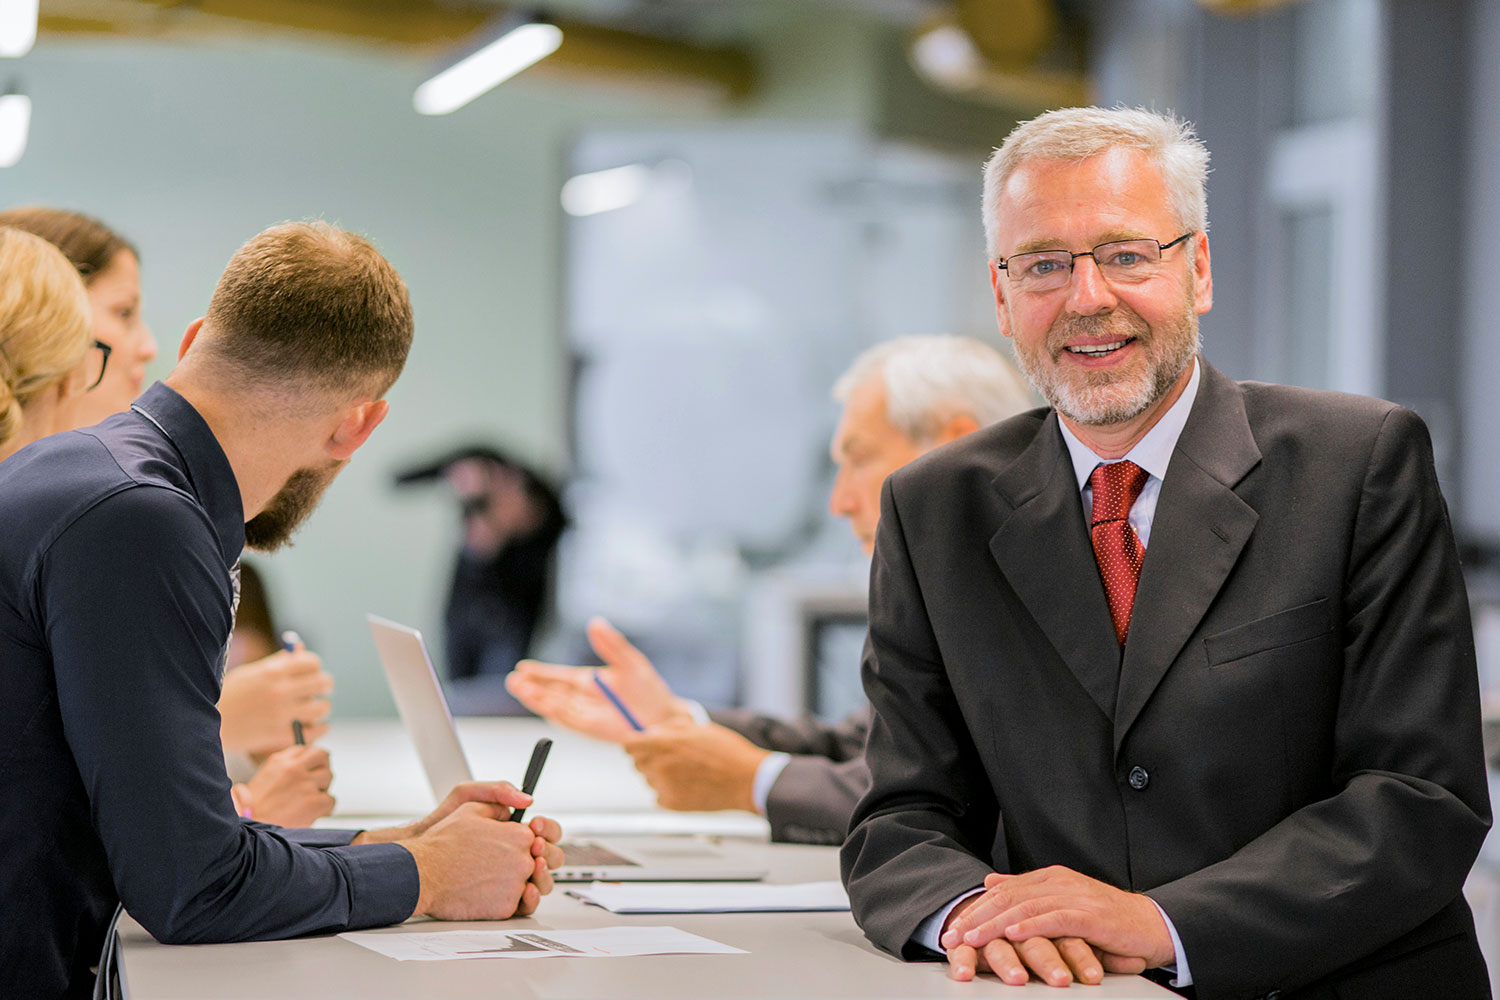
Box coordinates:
[338,926,747,962]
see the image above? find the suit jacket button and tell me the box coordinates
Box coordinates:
[1128,766,1149,790]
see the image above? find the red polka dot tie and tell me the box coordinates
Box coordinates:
[1089,461,1150,646]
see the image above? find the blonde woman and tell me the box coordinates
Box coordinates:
[0,226,96,463]
[0,206,157,427]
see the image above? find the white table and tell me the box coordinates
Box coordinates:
[116,716,1174,998]
[117,836,1175,999]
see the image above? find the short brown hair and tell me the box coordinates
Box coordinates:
[199,221,413,399]
[0,206,138,285]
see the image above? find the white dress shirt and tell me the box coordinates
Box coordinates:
[910,359,1201,987]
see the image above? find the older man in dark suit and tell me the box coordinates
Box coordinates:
[840,107,1491,999]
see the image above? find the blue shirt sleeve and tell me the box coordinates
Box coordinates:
[40,487,418,943]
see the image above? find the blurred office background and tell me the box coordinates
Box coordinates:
[3,0,1496,722]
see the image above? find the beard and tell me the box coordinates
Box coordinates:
[244,458,345,552]
[1012,289,1201,428]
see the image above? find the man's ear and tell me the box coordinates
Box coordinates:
[989,262,1014,340]
[1192,232,1214,315]
[326,399,389,461]
[934,413,980,445]
[177,318,205,362]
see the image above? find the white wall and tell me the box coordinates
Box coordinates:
[0,11,919,714]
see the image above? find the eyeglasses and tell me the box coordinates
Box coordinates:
[84,339,112,392]
[996,232,1194,292]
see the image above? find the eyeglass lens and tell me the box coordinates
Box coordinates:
[1004,239,1175,291]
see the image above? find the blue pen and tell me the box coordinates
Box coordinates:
[282,631,307,745]
[593,671,644,732]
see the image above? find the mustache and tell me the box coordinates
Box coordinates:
[1047,307,1151,357]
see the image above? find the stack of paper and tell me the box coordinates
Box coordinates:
[567,880,850,914]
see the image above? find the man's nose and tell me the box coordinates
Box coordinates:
[828,470,856,518]
[1064,256,1119,315]
[140,324,160,362]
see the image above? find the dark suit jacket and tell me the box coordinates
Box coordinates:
[711,705,871,844]
[840,361,1492,1000]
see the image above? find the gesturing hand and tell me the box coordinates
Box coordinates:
[506,617,692,742]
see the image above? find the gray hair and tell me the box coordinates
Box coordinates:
[982,106,1210,259]
[833,335,1036,443]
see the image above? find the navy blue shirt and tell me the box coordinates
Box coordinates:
[0,383,418,999]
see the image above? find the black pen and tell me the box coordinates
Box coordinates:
[507,737,552,823]
[283,631,307,745]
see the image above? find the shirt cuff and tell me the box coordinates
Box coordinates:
[326,841,422,929]
[910,886,986,955]
[751,752,792,815]
[680,699,711,726]
[1146,896,1191,987]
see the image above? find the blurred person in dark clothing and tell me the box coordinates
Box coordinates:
[397,445,565,713]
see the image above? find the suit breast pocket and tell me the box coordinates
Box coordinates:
[1203,598,1334,668]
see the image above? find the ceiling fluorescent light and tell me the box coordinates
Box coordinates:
[0,0,38,58]
[0,92,30,167]
[910,23,982,88]
[560,163,653,217]
[414,21,563,116]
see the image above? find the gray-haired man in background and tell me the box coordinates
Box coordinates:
[507,335,1035,844]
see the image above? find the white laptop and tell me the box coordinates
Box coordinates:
[367,615,766,882]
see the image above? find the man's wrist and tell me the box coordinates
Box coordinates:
[941,893,982,936]
[351,823,408,846]
[750,752,792,815]
[1143,895,1189,984]
[674,697,710,726]
[395,840,429,917]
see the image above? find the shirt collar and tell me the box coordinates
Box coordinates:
[131,381,246,567]
[1059,355,1202,489]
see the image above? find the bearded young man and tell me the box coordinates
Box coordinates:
[0,223,564,1000]
[839,107,1491,999]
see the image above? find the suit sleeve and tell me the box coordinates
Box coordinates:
[42,488,418,944]
[709,705,869,761]
[757,754,870,845]
[1146,407,1492,990]
[839,478,1000,958]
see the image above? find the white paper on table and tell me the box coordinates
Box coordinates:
[567,880,850,914]
[338,926,748,962]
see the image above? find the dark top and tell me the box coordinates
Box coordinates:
[443,524,561,717]
[0,383,418,1000]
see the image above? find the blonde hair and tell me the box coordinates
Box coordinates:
[832,335,1036,443]
[0,227,94,453]
[982,106,1210,259]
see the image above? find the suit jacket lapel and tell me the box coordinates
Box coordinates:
[989,411,1121,720]
[1114,361,1262,748]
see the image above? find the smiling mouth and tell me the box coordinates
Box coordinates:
[1064,338,1135,359]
